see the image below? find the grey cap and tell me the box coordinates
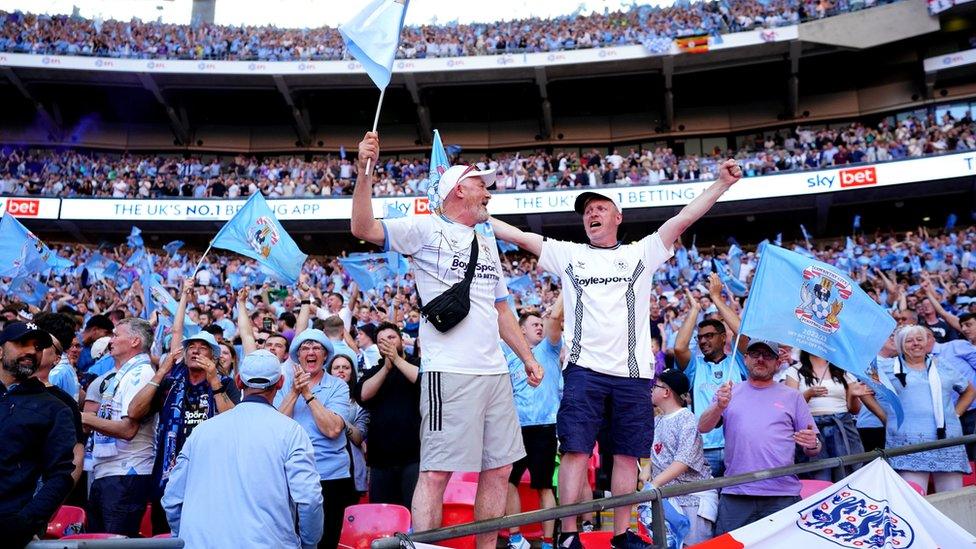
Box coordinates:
[239,350,283,389]
[182,330,221,358]
[746,339,780,356]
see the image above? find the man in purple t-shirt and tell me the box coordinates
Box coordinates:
[698,339,821,536]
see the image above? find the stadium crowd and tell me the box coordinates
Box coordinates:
[0,0,887,62]
[2,108,974,199]
[3,185,976,547]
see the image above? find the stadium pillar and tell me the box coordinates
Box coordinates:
[137,73,189,145]
[535,67,553,139]
[1,67,62,141]
[787,41,801,119]
[404,74,432,145]
[662,57,674,131]
[191,0,216,26]
[273,75,311,147]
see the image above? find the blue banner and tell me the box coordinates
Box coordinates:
[741,244,903,424]
[339,251,408,291]
[210,192,308,284]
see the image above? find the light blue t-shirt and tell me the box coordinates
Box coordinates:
[933,340,976,412]
[856,357,894,429]
[275,371,351,481]
[505,337,563,427]
[88,355,116,377]
[684,352,747,450]
[49,357,80,402]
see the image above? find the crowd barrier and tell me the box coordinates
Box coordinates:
[2,152,975,222]
[371,434,976,549]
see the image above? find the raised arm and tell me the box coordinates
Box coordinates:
[658,160,741,249]
[350,132,385,246]
[295,282,312,334]
[922,276,961,333]
[489,217,544,257]
[171,279,194,352]
[237,288,257,355]
[545,293,564,346]
[674,291,700,370]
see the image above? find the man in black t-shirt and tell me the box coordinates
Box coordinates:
[352,323,420,508]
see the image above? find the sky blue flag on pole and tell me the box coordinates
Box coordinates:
[0,212,62,277]
[210,192,308,284]
[163,240,184,256]
[127,226,144,248]
[147,279,201,337]
[497,239,518,254]
[728,242,743,279]
[799,223,812,245]
[9,276,49,306]
[712,258,748,297]
[338,0,408,89]
[430,128,450,186]
[740,244,903,425]
[853,215,862,232]
[339,251,407,291]
[773,233,782,247]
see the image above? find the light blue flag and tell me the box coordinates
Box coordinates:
[800,223,812,245]
[712,258,748,297]
[139,252,157,320]
[163,240,184,256]
[338,0,408,89]
[0,212,60,277]
[740,244,903,425]
[853,215,862,231]
[126,247,145,267]
[127,226,144,248]
[728,243,743,279]
[9,276,48,306]
[210,192,308,284]
[947,213,958,230]
[427,128,452,213]
[506,274,534,295]
[497,239,519,254]
[339,252,405,291]
[146,279,200,337]
[845,237,856,260]
[385,203,407,219]
[675,247,690,270]
[773,233,782,247]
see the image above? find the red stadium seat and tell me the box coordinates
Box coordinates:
[456,471,480,483]
[153,533,173,538]
[45,505,86,539]
[444,480,478,504]
[579,530,614,549]
[440,502,476,549]
[799,479,834,499]
[338,504,411,549]
[906,480,926,496]
[140,504,153,537]
[61,533,127,539]
[963,462,976,487]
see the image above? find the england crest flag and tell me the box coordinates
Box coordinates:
[740,244,903,424]
[692,458,975,548]
[210,192,307,284]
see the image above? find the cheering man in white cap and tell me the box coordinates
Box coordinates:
[490,159,742,549]
[352,131,542,549]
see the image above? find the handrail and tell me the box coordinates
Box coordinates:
[371,434,976,548]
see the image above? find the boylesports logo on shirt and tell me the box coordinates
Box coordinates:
[573,274,636,286]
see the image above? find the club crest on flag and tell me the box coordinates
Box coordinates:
[796,266,853,333]
[796,486,914,548]
[247,217,280,259]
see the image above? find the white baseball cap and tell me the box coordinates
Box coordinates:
[434,165,496,201]
[91,336,111,360]
[239,350,283,389]
[574,191,622,214]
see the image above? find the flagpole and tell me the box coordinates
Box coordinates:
[364,87,387,174]
[192,243,213,276]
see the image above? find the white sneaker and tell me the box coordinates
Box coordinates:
[508,535,531,549]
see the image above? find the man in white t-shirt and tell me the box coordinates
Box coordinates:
[352,132,542,549]
[80,317,158,537]
[491,159,742,549]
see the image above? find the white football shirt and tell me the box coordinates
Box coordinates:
[539,233,673,378]
[382,215,509,375]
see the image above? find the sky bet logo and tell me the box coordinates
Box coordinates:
[807,167,877,189]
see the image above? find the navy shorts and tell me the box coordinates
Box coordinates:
[557,363,653,458]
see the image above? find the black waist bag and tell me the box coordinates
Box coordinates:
[421,234,478,332]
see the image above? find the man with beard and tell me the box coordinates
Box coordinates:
[0,322,76,547]
[698,340,821,536]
